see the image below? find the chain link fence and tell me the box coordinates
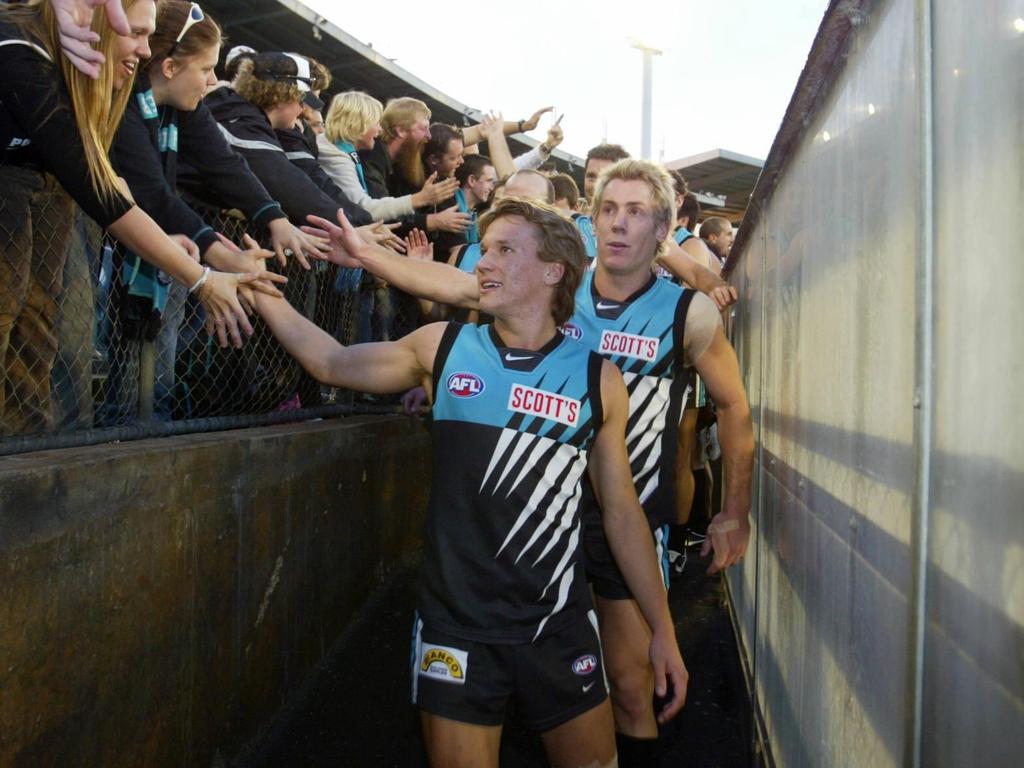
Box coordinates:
[0,170,424,457]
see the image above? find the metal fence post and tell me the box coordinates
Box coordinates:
[906,0,936,765]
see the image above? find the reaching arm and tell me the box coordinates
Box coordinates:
[108,208,284,347]
[512,121,564,171]
[254,289,443,394]
[460,106,553,146]
[303,211,482,310]
[691,323,755,574]
[588,360,688,723]
[476,113,516,179]
[656,237,737,310]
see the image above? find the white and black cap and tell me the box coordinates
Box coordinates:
[251,52,325,111]
[225,44,256,67]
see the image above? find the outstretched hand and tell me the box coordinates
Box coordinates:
[197,262,287,349]
[53,0,130,79]
[302,210,368,269]
[416,172,460,207]
[521,105,553,132]
[357,222,406,253]
[432,204,473,234]
[405,229,433,262]
[479,111,504,141]
[267,217,330,270]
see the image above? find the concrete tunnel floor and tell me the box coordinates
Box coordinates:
[237,550,752,767]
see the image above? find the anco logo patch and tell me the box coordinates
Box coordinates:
[447,372,485,398]
[559,323,583,341]
[572,654,598,675]
[508,384,581,428]
[419,643,468,685]
[598,330,660,362]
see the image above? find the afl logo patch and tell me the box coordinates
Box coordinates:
[447,372,485,398]
[559,323,583,341]
[572,654,598,675]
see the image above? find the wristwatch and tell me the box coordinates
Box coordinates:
[539,143,553,155]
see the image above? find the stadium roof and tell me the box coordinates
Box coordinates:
[665,148,764,223]
[202,0,585,180]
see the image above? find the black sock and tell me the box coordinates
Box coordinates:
[616,732,659,767]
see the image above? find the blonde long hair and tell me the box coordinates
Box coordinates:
[2,0,142,203]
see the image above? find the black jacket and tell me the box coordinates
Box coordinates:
[358,138,392,200]
[112,73,286,255]
[180,86,370,226]
[0,22,131,227]
[275,125,353,204]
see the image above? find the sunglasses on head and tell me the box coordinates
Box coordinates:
[168,3,204,56]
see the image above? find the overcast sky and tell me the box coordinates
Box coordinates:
[304,0,828,162]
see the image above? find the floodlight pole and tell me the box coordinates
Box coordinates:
[632,41,662,160]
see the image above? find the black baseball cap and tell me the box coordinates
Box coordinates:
[251,52,325,111]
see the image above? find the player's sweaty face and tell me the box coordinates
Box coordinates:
[476,216,546,313]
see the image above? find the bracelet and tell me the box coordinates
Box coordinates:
[517,119,525,133]
[188,265,211,295]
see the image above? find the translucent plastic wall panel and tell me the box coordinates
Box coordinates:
[726,222,767,662]
[751,0,920,763]
[926,1,1024,764]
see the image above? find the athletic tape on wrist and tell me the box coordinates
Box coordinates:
[708,518,741,535]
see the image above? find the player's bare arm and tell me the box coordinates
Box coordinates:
[254,290,443,395]
[655,237,738,309]
[690,306,755,574]
[587,359,688,723]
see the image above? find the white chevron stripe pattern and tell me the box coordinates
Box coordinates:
[534,556,577,641]
[529,481,583,566]
[495,435,585,558]
[623,373,675,502]
[539,520,582,599]
[505,432,559,499]
[479,428,587,639]
[480,428,518,491]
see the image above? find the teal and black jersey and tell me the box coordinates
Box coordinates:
[564,271,695,528]
[420,322,604,643]
[572,213,597,260]
[454,188,480,244]
[453,242,482,274]
[674,226,694,245]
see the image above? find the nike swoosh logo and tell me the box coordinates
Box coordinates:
[504,353,534,362]
[582,681,596,693]
[595,301,621,311]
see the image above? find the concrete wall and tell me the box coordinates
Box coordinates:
[727,1,1024,766]
[0,417,431,767]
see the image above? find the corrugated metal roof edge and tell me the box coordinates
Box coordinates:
[667,148,765,172]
